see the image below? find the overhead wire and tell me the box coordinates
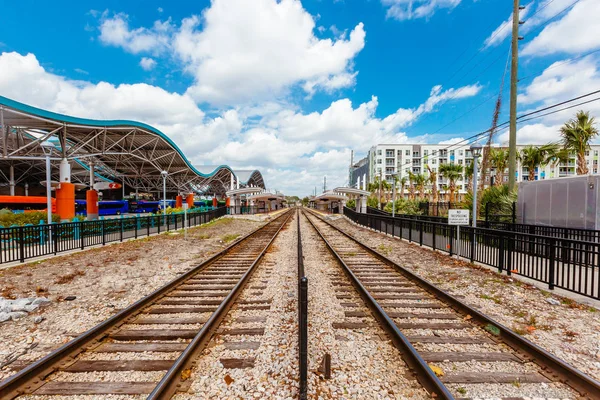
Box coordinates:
[383,89,600,175]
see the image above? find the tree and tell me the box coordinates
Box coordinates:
[407,172,416,200]
[489,148,508,187]
[464,162,474,192]
[518,144,557,181]
[400,177,407,199]
[301,197,309,207]
[439,163,463,203]
[426,165,438,203]
[413,174,427,200]
[560,110,599,175]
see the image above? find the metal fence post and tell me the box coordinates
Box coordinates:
[80,222,85,250]
[299,276,308,400]
[419,221,423,246]
[432,224,436,251]
[549,238,556,290]
[498,233,505,273]
[135,217,138,239]
[120,218,124,242]
[449,225,453,256]
[409,220,412,243]
[470,229,475,263]
[53,224,58,255]
[19,227,25,263]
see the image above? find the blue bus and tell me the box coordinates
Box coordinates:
[75,200,129,216]
[128,199,175,213]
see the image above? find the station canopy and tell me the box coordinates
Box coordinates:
[0,96,265,195]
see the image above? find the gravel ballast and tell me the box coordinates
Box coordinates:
[331,216,600,382]
[0,217,262,380]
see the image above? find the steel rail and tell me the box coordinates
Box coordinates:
[304,208,600,399]
[147,209,294,399]
[301,210,453,400]
[0,210,291,399]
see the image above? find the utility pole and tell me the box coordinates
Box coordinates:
[378,170,382,209]
[508,0,524,190]
[323,176,327,193]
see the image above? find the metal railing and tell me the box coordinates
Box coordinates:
[345,207,600,300]
[367,206,600,243]
[0,207,228,264]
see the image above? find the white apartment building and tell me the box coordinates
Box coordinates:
[359,143,600,196]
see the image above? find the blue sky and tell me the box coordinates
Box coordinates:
[0,0,598,195]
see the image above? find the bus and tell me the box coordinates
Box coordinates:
[0,195,57,213]
[128,199,175,213]
[75,200,129,216]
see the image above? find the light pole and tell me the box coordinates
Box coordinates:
[41,141,55,225]
[470,142,483,227]
[391,173,398,217]
[161,170,168,224]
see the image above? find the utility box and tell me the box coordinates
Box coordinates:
[518,175,600,229]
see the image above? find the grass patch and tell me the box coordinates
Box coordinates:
[221,234,240,243]
[197,234,211,239]
[55,270,85,284]
[456,387,467,395]
[377,244,392,256]
[479,293,502,304]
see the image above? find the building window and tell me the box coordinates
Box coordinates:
[431,159,436,164]
[377,150,382,156]
[405,150,410,156]
[377,159,382,164]
[459,150,464,156]
[424,150,428,156]
[458,159,463,165]
[450,150,454,156]
[386,149,394,157]
[586,150,590,156]
[397,150,402,156]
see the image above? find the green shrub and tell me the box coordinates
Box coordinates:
[383,199,422,215]
[0,209,61,227]
[346,199,356,209]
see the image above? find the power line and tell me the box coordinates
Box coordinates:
[383,89,600,175]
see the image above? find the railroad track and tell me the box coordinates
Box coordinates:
[302,209,600,399]
[0,209,293,400]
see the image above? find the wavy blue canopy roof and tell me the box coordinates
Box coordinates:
[0,96,265,192]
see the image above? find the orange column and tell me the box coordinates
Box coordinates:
[176,195,183,209]
[212,197,217,207]
[56,182,75,221]
[225,197,231,207]
[186,194,194,208]
[86,190,99,220]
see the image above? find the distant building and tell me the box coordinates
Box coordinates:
[349,143,600,197]
[349,156,369,189]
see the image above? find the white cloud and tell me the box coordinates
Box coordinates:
[98,12,173,55]
[157,7,164,13]
[174,0,366,105]
[438,137,465,145]
[139,57,157,70]
[74,68,89,75]
[0,51,481,196]
[381,0,461,21]
[522,0,600,57]
[483,3,533,49]
[0,52,226,155]
[95,0,365,106]
[497,54,600,145]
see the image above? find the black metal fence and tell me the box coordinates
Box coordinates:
[345,207,600,300]
[0,207,228,264]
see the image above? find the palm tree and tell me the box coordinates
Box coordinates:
[413,174,427,200]
[400,177,407,199]
[518,144,556,181]
[464,162,474,191]
[560,110,599,175]
[381,179,391,203]
[426,165,438,203]
[439,163,463,203]
[489,148,508,187]
[408,172,417,200]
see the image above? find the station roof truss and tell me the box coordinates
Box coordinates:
[0,96,265,195]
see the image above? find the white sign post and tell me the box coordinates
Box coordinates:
[182,203,189,239]
[448,209,470,257]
